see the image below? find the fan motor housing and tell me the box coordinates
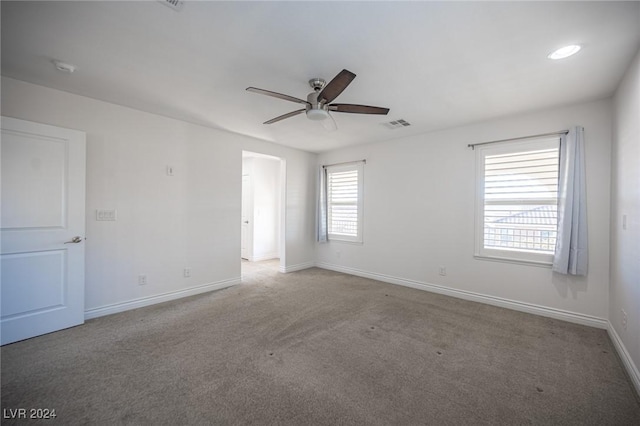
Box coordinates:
[306,90,329,119]
[307,92,329,113]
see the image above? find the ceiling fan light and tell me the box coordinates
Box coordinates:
[306,109,329,121]
[547,45,581,60]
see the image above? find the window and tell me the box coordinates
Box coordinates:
[475,136,560,264]
[326,162,364,243]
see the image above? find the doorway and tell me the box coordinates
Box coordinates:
[241,151,285,277]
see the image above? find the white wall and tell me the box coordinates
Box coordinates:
[1,77,317,315]
[242,155,281,261]
[611,48,640,386]
[317,98,612,324]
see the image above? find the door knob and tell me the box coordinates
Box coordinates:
[243,221,249,224]
[64,236,84,244]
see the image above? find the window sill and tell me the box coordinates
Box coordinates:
[473,254,552,268]
[327,238,363,245]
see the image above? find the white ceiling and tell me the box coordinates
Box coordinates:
[2,1,639,153]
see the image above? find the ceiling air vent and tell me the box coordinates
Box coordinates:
[158,0,184,11]
[382,119,411,130]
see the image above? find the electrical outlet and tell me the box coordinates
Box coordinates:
[184,267,191,278]
[621,309,628,330]
[438,266,447,276]
[138,274,147,286]
[336,251,341,259]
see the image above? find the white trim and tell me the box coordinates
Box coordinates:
[607,321,640,397]
[84,277,241,320]
[280,261,315,273]
[326,239,364,246]
[315,262,607,329]
[473,255,552,268]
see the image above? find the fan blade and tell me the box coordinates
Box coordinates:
[329,104,390,115]
[320,112,337,131]
[317,69,356,104]
[264,109,306,124]
[246,87,310,106]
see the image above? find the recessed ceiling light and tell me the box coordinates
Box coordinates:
[547,45,581,60]
[53,60,76,73]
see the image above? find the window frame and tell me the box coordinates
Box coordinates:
[474,136,560,266]
[326,162,364,244]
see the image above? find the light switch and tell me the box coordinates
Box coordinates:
[96,209,117,221]
[622,214,627,230]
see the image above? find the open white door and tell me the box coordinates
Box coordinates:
[1,116,86,345]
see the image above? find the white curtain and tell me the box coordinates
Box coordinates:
[552,126,588,275]
[317,166,328,243]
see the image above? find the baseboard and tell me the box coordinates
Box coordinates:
[315,262,608,329]
[607,321,640,397]
[84,277,241,320]
[281,261,315,274]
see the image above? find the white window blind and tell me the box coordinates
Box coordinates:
[326,163,363,243]
[476,137,560,264]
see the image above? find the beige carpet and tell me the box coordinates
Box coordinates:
[2,267,639,425]
[241,258,280,278]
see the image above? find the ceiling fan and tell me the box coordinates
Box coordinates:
[246,69,389,129]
